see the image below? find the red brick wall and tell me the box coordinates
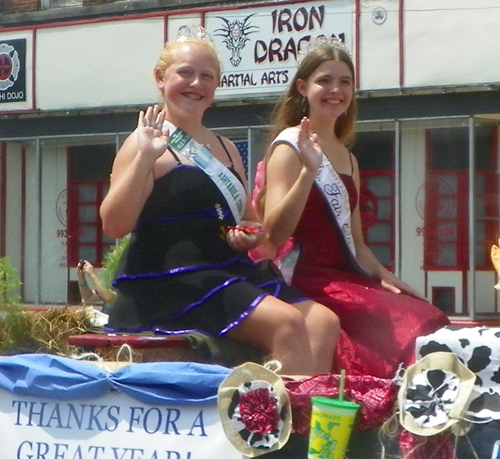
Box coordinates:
[2,0,39,13]
[0,0,107,13]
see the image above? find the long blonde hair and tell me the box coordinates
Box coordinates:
[256,46,358,218]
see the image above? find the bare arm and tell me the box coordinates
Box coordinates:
[85,268,117,304]
[264,118,321,247]
[79,284,102,305]
[100,106,169,238]
[77,261,116,305]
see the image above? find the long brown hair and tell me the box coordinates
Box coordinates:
[256,45,358,218]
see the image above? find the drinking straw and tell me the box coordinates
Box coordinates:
[338,369,346,402]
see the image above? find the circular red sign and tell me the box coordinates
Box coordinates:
[0,53,13,81]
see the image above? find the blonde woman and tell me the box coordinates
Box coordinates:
[100,27,339,376]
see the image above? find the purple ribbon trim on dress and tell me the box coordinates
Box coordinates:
[219,293,267,335]
[113,257,242,284]
[105,276,247,334]
[152,328,205,336]
[258,280,281,297]
[172,277,242,320]
[106,257,306,335]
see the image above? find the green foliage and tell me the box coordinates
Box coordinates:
[0,257,92,355]
[0,258,30,352]
[100,236,130,290]
[0,257,22,307]
[0,305,36,352]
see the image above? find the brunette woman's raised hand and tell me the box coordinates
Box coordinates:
[297,117,323,173]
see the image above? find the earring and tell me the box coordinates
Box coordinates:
[301,97,308,114]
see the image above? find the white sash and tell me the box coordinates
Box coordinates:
[271,127,363,270]
[164,121,246,223]
[315,153,356,257]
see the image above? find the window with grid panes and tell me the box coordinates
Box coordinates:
[352,131,395,270]
[66,144,115,268]
[424,126,498,270]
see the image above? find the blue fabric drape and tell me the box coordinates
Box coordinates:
[0,354,230,404]
[111,361,230,404]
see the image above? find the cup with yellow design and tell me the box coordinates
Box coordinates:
[307,395,359,459]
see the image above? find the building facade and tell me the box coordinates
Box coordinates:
[1,0,500,320]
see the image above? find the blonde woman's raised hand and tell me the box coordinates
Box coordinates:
[137,105,169,161]
[297,117,322,173]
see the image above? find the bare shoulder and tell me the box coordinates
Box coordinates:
[218,135,243,166]
[269,142,302,169]
[218,134,239,157]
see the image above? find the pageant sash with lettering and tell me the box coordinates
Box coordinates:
[315,153,356,257]
[164,121,246,223]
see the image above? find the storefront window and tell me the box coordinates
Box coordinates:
[66,144,115,268]
[400,117,500,318]
[424,127,467,270]
[474,123,498,272]
[425,125,498,272]
[0,135,120,305]
[40,0,83,9]
[353,128,395,269]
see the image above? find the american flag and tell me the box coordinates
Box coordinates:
[234,140,249,177]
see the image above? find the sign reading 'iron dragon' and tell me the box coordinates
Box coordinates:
[206,0,352,99]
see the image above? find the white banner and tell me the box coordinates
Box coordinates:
[0,389,241,459]
[205,0,353,99]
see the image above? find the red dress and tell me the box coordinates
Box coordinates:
[253,166,449,379]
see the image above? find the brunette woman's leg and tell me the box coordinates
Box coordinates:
[227,296,338,376]
[294,299,339,374]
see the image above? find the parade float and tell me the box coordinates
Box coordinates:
[1,247,500,459]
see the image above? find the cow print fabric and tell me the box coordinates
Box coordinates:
[416,327,500,420]
[404,369,460,428]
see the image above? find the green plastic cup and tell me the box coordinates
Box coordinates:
[308,396,360,459]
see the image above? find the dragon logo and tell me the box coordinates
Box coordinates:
[0,43,20,91]
[214,14,259,67]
